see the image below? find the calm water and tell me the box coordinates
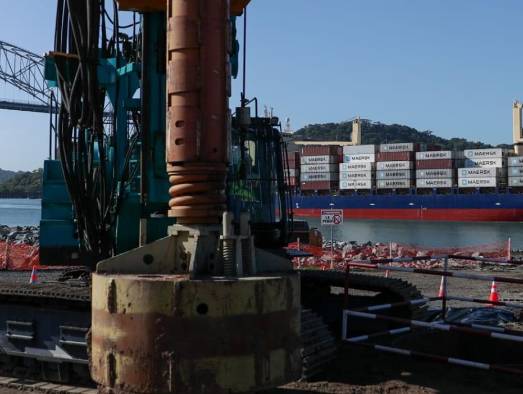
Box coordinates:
[1,199,522,249]
[0,199,41,227]
[301,217,523,249]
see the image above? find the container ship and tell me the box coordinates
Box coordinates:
[285,113,523,222]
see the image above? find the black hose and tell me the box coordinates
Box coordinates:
[52,0,145,263]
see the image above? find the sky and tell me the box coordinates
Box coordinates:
[1,0,523,170]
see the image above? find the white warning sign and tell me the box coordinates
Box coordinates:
[321,209,343,226]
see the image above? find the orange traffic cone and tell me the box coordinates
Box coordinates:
[488,281,500,304]
[438,276,446,298]
[29,265,38,284]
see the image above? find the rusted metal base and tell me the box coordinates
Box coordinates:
[91,273,301,393]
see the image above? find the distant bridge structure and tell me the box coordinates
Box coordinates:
[0,40,116,158]
[0,40,56,114]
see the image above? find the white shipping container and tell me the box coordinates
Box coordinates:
[458,177,501,188]
[300,155,338,165]
[301,172,338,182]
[376,161,413,170]
[509,167,523,177]
[344,153,376,163]
[380,143,417,152]
[416,169,454,179]
[300,164,338,173]
[463,148,505,159]
[416,178,454,188]
[339,171,374,181]
[339,179,373,190]
[339,162,375,172]
[508,156,523,167]
[508,177,523,187]
[376,170,414,180]
[464,158,506,168]
[377,179,413,189]
[459,167,506,178]
[343,145,377,155]
[416,151,457,160]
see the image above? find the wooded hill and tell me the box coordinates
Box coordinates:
[0,120,511,198]
[0,169,18,184]
[0,169,43,198]
[293,120,511,151]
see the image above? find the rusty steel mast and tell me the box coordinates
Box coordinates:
[89,1,301,393]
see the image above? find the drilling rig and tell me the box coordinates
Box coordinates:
[89,1,301,392]
[0,1,425,391]
[46,0,303,392]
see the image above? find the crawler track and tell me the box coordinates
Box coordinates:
[0,375,95,394]
[301,309,337,381]
[300,270,426,338]
[0,269,425,386]
[0,269,90,302]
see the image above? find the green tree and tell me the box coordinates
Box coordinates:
[0,169,43,198]
[293,120,510,150]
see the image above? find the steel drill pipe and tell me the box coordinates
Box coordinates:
[166,0,230,224]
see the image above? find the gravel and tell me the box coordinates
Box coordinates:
[0,225,39,246]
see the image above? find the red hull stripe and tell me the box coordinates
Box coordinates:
[293,208,523,222]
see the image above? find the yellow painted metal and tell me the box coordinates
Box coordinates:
[91,273,301,393]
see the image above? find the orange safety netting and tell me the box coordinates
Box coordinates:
[0,241,40,270]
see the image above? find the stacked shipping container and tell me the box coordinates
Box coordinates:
[458,149,507,188]
[292,144,521,193]
[284,151,300,189]
[508,156,523,187]
[300,146,340,191]
[415,151,460,188]
[376,143,415,189]
[339,145,376,190]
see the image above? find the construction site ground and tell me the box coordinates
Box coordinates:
[0,265,520,394]
[270,264,523,393]
[270,346,523,393]
[367,264,523,307]
[0,351,520,394]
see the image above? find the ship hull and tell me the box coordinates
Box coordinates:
[292,192,523,222]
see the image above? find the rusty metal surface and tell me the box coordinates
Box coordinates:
[231,0,251,16]
[118,0,248,16]
[91,274,301,393]
[117,0,166,12]
[166,0,230,224]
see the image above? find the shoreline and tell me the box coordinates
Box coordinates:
[0,197,41,200]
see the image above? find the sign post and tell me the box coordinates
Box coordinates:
[321,209,343,269]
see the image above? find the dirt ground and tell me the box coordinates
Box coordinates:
[267,346,523,393]
[0,265,520,394]
[393,265,523,303]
